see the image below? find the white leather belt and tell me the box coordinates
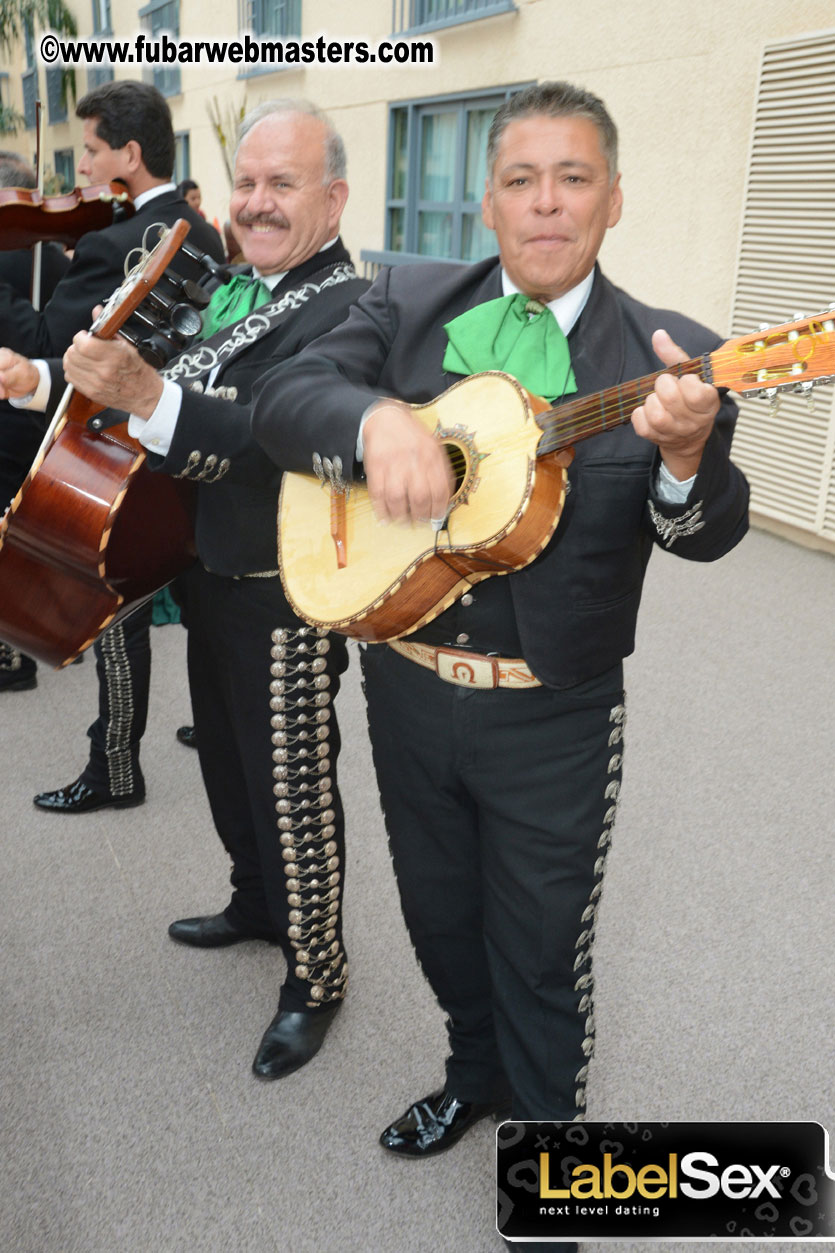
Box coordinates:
[388,639,541,690]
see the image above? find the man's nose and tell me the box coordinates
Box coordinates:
[532,176,562,214]
[246,181,277,214]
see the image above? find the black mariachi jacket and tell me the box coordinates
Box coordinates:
[254,258,750,687]
[148,240,368,576]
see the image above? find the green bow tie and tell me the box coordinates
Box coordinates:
[442,291,577,401]
[197,272,271,341]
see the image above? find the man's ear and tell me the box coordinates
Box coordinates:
[326,178,349,234]
[122,139,144,176]
[607,172,623,229]
[481,179,495,231]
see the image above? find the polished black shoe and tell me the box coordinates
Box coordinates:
[0,660,37,691]
[380,1090,510,1158]
[168,912,276,948]
[33,777,145,813]
[252,1004,341,1080]
[176,724,197,749]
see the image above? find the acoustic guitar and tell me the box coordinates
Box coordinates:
[278,309,835,642]
[0,221,199,668]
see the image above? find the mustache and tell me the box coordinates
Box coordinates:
[236,212,290,229]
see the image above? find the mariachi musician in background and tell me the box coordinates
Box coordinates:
[0,149,70,690]
[0,80,224,810]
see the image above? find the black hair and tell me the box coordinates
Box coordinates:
[76,81,175,179]
[0,151,36,188]
[487,82,618,182]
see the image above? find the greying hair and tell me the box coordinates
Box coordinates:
[487,82,618,182]
[237,99,347,182]
[0,151,36,188]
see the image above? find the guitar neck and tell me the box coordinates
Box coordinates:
[535,355,710,456]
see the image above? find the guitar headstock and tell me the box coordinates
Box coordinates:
[712,308,835,397]
[91,218,193,342]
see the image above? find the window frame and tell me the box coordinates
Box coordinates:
[53,147,76,190]
[138,0,181,97]
[392,0,515,36]
[88,0,115,88]
[173,130,190,184]
[385,84,530,262]
[236,0,302,77]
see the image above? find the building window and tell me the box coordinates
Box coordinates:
[139,0,181,97]
[88,0,114,89]
[392,0,515,36]
[54,148,75,190]
[46,68,68,123]
[173,131,190,184]
[21,21,38,130]
[240,0,301,36]
[386,86,526,261]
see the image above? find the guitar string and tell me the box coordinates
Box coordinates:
[317,332,834,527]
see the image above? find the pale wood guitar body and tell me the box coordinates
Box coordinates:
[278,372,565,642]
[279,309,835,642]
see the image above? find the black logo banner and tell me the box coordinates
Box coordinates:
[497,1121,834,1241]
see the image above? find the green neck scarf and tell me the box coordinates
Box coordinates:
[442,291,577,401]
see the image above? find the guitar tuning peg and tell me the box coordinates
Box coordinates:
[827,302,835,312]
[792,311,804,321]
[764,387,781,419]
[757,322,771,332]
[793,380,815,416]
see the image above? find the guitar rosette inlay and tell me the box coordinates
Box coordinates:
[434,422,487,506]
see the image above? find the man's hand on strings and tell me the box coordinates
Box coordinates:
[631,329,720,481]
[362,400,454,526]
[63,313,163,419]
[0,348,40,401]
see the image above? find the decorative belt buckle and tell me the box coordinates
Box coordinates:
[435,647,499,689]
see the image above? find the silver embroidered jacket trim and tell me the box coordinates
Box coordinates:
[99,621,139,797]
[173,450,231,482]
[270,625,347,1007]
[571,700,626,1121]
[312,452,348,493]
[162,264,358,384]
[648,499,705,549]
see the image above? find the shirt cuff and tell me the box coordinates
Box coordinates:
[127,378,183,454]
[356,406,376,463]
[655,458,696,505]
[9,359,51,412]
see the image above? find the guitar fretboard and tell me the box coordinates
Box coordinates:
[535,356,709,455]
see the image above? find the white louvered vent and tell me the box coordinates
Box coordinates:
[729,30,835,543]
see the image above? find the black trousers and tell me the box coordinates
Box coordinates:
[361,644,625,1123]
[181,565,349,1013]
[81,599,152,798]
[0,409,49,678]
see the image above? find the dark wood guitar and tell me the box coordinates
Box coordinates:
[0,221,197,667]
[278,309,835,642]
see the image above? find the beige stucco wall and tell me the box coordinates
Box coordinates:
[1,0,833,341]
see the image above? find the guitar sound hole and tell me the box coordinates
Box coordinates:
[444,443,469,496]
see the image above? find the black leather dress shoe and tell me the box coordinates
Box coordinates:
[252,1004,340,1080]
[168,912,276,948]
[0,660,37,691]
[380,1090,510,1158]
[33,777,145,813]
[176,724,197,749]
